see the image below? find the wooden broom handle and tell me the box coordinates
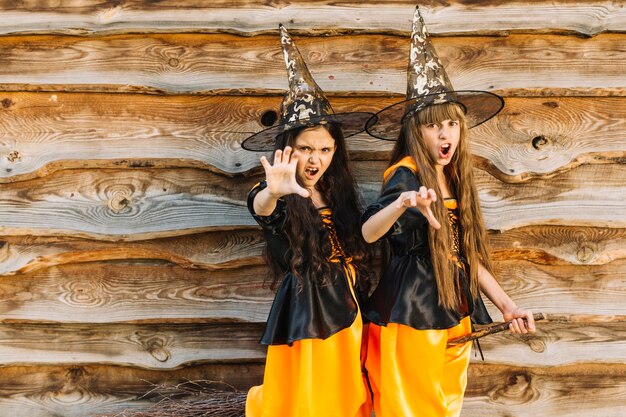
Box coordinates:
[446,312,546,347]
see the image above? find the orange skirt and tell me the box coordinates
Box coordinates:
[365,317,472,417]
[246,266,371,417]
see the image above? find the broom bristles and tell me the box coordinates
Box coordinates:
[99,380,246,417]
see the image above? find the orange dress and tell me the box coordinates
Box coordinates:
[362,158,492,417]
[246,201,371,417]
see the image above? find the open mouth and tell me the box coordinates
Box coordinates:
[439,143,452,158]
[305,167,319,178]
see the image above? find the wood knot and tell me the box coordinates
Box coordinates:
[542,101,559,108]
[142,336,172,362]
[149,347,171,362]
[531,135,549,150]
[66,366,87,383]
[1,98,13,108]
[0,241,9,262]
[109,193,131,213]
[261,110,278,127]
[6,150,21,162]
[528,338,546,353]
[493,371,538,405]
[168,58,180,67]
[576,244,596,263]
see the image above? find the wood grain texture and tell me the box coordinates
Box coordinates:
[0,363,622,417]
[471,96,626,181]
[0,322,265,369]
[470,320,626,367]
[0,168,259,239]
[0,92,623,179]
[485,259,626,317]
[0,33,623,95]
[0,92,378,179]
[474,163,626,231]
[0,1,622,36]
[463,363,626,417]
[488,226,626,266]
[0,320,622,369]
[0,363,263,417]
[0,161,622,238]
[0,263,273,323]
[1,259,623,323]
[0,231,265,276]
[0,225,621,276]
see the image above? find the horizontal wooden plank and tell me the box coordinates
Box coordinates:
[0,33,623,95]
[0,363,262,417]
[488,226,626,266]
[484,259,626,317]
[0,93,623,179]
[0,322,265,369]
[470,320,626,367]
[0,231,265,276]
[0,168,259,239]
[0,161,622,238]
[463,363,626,417]
[0,319,622,369]
[0,363,622,417]
[360,161,626,231]
[1,224,621,276]
[0,222,618,276]
[0,1,622,37]
[473,163,626,231]
[471,96,626,180]
[0,263,274,323]
[1,258,623,323]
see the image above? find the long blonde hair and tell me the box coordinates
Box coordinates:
[389,102,494,310]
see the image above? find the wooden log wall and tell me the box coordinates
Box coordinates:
[0,1,624,416]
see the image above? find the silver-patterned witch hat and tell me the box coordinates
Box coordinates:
[242,25,375,151]
[365,6,504,141]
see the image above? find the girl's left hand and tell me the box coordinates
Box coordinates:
[503,307,536,334]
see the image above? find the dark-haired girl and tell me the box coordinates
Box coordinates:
[242,24,374,417]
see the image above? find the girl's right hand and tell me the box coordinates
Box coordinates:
[260,146,310,199]
[395,187,441,229]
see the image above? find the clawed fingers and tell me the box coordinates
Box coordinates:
[418,186,428,200]
[428,188,437,202]
[424,207,441,230]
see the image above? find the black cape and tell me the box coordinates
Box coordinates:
[248,182,360,345]
[362,167,493,330]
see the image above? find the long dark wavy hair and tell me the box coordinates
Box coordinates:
[388,102,495,311]
[264,123,372,293]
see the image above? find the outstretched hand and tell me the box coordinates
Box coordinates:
[395,186,441,229]
[260,146,310,199]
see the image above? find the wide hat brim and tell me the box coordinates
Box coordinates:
[241,112,376,151]
[365,90,504,141]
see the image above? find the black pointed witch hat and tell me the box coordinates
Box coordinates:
[241,25,375,151]
[365,6,504,141]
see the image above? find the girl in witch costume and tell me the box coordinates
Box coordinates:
[361,7,535,417]
[242,25,374,417]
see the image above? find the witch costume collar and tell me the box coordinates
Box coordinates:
[365,6,504,141]
[241,24,375,152]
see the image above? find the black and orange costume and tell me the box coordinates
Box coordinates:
[362,158,492,417]
[245,181,371,417]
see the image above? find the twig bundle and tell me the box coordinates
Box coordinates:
[101,380,246,417]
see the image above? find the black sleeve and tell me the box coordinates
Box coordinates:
[247,181,288,234]
[360,167,427,240]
